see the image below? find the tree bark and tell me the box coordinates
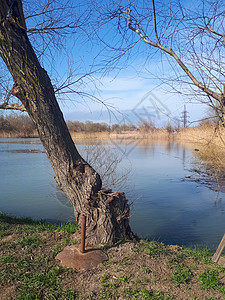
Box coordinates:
[0,0,134,245]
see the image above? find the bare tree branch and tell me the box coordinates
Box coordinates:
[0,103,26,111]
[126,1,223,103]
[151,0,160,44]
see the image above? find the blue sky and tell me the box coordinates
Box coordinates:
[56,47,207,127]
[51,0,212,127]
[22,0,214,127]
[60,72,207,127]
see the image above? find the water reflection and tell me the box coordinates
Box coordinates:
[182,147,186,166]
[118,140,225,250]
[0,137,225,250]
[0,138,41,144]
[0,149,44,153]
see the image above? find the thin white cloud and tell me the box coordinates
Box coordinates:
[60,72,207,125]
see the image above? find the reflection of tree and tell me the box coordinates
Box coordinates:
[182,148,186,167]
[165,142,173,153]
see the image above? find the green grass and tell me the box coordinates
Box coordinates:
[0,254,18,264]
[17,266,71,299]
[198,268,225,293]
[101,274,118,289]
[99,290,112,299]
[118,275,130,283]
[16,234,43,248]
[170,264,193,286]
[145,241,169,257]
[54,222,78,234]
[0,213,79,299]
[0,212,77,235]
[141,289,173,300]
[124,288,140,299]
[101,274,110,287]
[142,267,151,274]
[182,246,213,264]
[51,243,64,258]
[0,213,225,300]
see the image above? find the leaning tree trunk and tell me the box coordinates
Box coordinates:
[0,0,134,245]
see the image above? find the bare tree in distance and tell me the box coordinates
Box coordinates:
[0,0,134,245]
[98,0,225,125]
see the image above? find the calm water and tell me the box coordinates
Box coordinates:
[0,138,224,250]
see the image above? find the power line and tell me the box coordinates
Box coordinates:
[181,105,189,128]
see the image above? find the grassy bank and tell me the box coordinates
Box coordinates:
[1,213,225,300]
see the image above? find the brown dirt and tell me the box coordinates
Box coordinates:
[1,230,225,300]
[60,241,224,299]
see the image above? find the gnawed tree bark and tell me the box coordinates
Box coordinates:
[0,0,134,245]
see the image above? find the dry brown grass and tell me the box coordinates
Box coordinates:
[71,129,173,142]
[0,130,38,138]
[71,126,225,174]
[176,125,225,171]
[70,132,111,140]
[176,124,225,146]
[2,125,225,172]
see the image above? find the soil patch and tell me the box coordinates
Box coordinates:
[1,214,225,299]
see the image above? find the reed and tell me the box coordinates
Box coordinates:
[2,125,225,172]
[177,125,223,145]
[70,131,111,140]
[70,129,173,141]
[0,130,38,138]
[177,125,225,171]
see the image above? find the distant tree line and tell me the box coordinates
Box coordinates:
[0,114,36,137]
[0,114,139,136]
[66,120,137,133]
[66,119,175,133]
[0,113,184,137]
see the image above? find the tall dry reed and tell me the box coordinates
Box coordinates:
[177,125,225,172]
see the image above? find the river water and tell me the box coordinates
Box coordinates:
[0,138,224,250]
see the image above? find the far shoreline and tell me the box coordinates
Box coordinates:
[1,124,225,173]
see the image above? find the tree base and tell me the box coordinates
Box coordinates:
[75,190,136,246]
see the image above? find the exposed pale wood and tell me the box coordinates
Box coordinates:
[0,103,26,111]
[217,256,225,268]
[212,234,225,263]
